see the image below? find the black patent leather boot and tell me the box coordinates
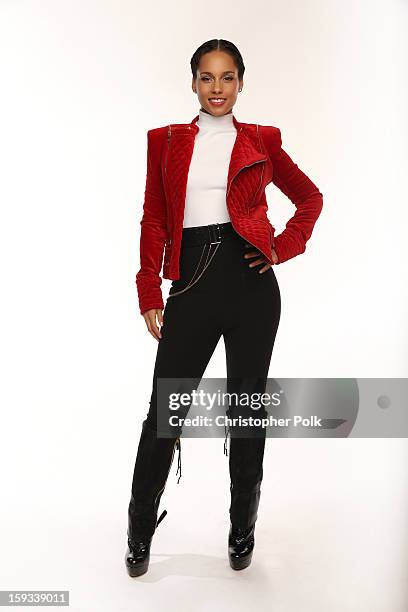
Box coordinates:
[125,509,167,577]
[227,431,265,570]
[228,432,265,521]
[227,481,260,571]
[228,522,256,570]
[126,418,181,577]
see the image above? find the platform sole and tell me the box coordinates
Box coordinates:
[125,553,150,577]
[229,551,253,570]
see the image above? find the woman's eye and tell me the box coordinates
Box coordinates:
[200,76,234,82]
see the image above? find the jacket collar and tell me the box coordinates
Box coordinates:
[183,113,267,185]
[189,112,242,133]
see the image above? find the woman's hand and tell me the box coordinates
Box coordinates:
[243,245,279,272]
[143,308,163,341]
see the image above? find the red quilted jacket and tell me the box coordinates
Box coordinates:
[135,113,323,315]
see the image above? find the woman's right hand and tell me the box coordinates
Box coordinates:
[143,308,163,341]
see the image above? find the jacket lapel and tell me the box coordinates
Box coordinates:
[164,114,267,222]
[190,114,267,191]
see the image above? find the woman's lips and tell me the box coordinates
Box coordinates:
[208,98,226,106]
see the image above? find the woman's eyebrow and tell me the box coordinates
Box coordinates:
[199,71,235,76]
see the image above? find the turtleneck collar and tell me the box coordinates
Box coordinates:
[197,108,235,130]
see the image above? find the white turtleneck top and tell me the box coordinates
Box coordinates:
[183,108,237,228]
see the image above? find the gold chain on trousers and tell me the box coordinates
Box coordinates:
[167,241,221,298]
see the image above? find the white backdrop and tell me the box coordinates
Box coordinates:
[0,1,407,611]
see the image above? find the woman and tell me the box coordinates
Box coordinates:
[126,39,323,576]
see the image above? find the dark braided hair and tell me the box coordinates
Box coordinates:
[190,39,245,80]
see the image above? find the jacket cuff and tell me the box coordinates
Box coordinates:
[139,299,164,316]
[272,231,306,265]
[136,283,164,315]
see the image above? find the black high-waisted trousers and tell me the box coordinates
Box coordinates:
[128,221,281,540]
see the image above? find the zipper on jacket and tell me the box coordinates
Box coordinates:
[164,125,171,178]
[250,124,276,256]
[248,161,265,214]
[249,127,266,212]
[226,157,268,199]
[226,155,272,264]
[164,126,173,254]
[232,222,272,266]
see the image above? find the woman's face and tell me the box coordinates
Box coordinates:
[192,50,243,116]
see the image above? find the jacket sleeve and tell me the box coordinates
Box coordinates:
[135,129,167,315]
[263,126,323,264]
